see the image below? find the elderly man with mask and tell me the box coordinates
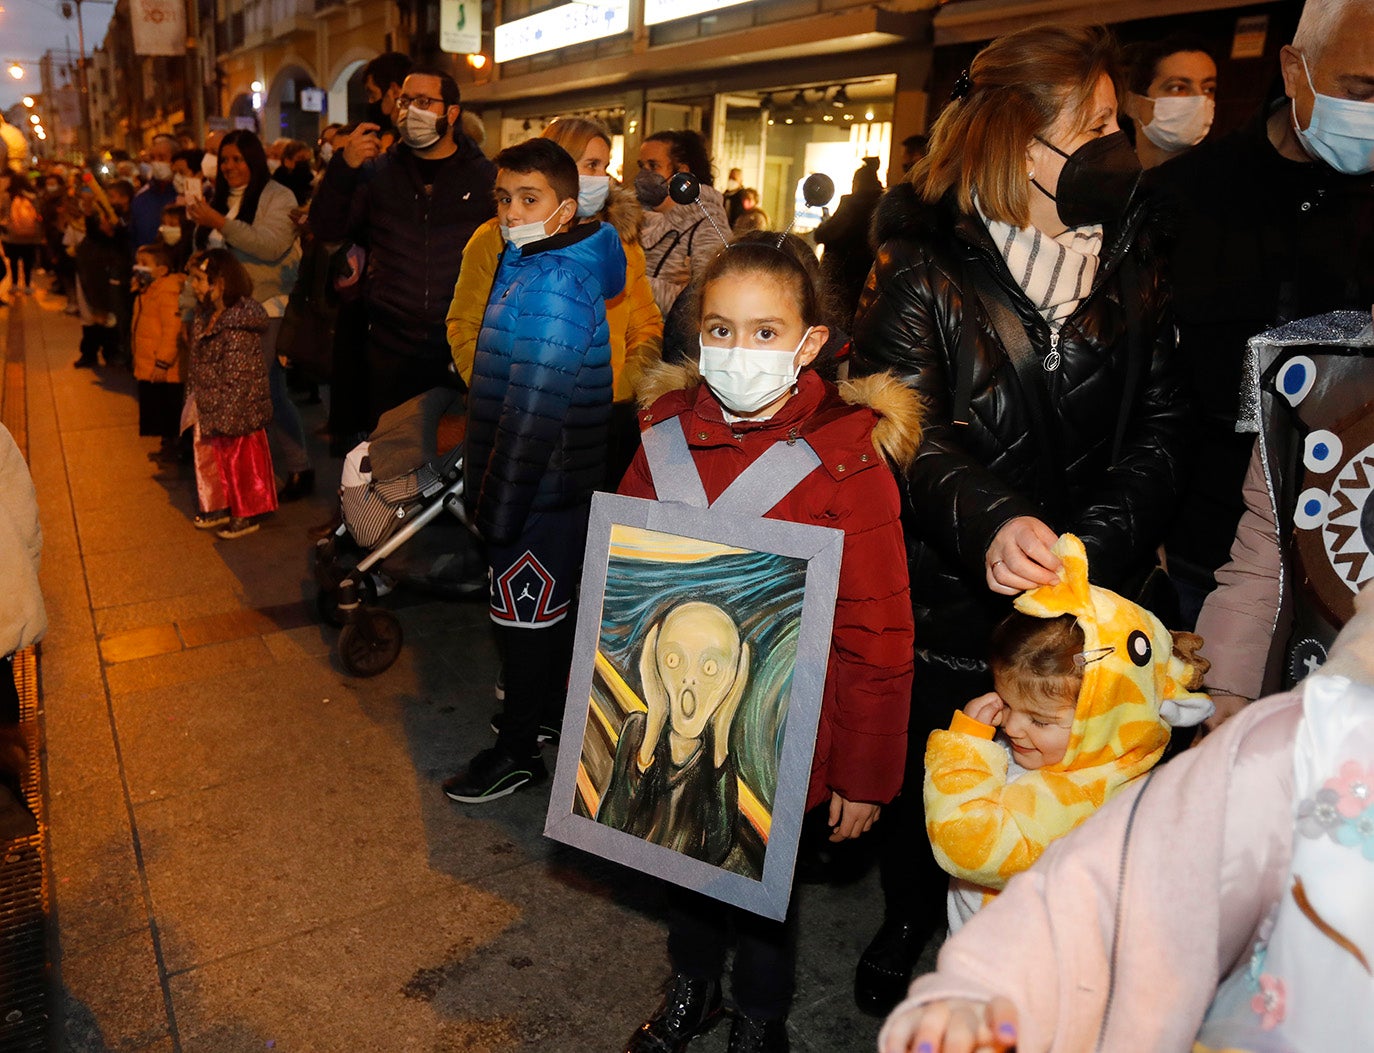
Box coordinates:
[130,134,181,248]
[310,67,495,424]
[1154,0,1374,629]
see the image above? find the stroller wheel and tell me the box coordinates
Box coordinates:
[317,573,377,628]
[338,608,404,677]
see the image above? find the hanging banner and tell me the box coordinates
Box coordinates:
[440,0,482,55]
[494,1,629,63]
[131,0,188,57]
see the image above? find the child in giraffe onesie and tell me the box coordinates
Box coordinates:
[925,533,1213,930]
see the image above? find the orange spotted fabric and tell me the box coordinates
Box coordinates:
[925,533,1212,893]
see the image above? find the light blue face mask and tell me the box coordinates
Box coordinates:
[577,174,611,218]
[1293,51,1374,175]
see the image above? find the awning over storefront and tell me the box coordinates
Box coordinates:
[465,5,928,105]
[933,0,1269,44]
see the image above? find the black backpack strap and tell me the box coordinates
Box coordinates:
[1111,253,1143,465]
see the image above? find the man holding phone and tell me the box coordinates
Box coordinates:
[310,66,496,425]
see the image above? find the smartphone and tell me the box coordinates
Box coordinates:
[182,178,203,206]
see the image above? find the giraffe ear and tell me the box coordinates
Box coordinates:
[1014,533,1091,618]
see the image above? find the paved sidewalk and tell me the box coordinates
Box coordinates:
[15,291,928,1053]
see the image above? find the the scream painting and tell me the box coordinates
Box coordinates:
[574,524,807,882]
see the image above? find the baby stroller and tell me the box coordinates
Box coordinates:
[314,388,487,677]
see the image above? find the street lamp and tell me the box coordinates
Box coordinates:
[29,114,39,124]
[21,95,34,107]
[8,62,23,79]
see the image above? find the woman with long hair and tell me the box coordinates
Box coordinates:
[848,23,1189,1012]
[187,129,313,501]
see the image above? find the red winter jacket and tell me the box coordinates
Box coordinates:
[620,364,921,810]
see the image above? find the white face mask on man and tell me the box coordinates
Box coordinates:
[698,327,813,416]
[501,199,574,250]
[1140,94,1215,152]
[398,106,447,151]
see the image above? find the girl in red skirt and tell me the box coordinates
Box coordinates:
[185,249,277,539]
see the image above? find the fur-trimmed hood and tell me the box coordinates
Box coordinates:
[600,181,644,244]
[637,359,923,470]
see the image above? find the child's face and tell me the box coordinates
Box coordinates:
[494,168,574,234]
[995,682,1076,769]
[136,253,168,280]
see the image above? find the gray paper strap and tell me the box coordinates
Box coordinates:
[709,439,821,518]
[641,420,709,507]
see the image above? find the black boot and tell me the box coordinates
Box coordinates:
[74,325,100,367]
[853,918,933,1016]
[278,469,316,503]
[726,1014,789,1053]
[625,975,723,1053]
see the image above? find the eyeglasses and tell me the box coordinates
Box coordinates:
[396,95,444,112]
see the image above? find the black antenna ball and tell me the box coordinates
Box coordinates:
[668,172,700,206]
[802,173,835,209]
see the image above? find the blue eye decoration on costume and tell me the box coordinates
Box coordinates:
[1304,429,1343,474]
[1295,487,1330,530]
[1276,356,1317,407]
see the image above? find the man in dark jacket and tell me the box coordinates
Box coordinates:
[1152,0,1374,625]
[310,67,495,425]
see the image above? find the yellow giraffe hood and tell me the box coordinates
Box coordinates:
[1015,534,1213,773]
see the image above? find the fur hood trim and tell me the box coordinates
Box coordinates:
[839,372,923,470]
[602,182,643,243]
[637,360,923,469]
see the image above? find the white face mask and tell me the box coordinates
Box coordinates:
[150,160,174,182]
[398,106,446,151]
[266,158,281,173]
[201,154,218,179]
[501,200,573,250]
[320,143,334,163]
[577,174,611,217]
[172,172,187,194]
[159,224,182,246]
[698,328,812,415]
[1140,94,1215,153]
[1293,52,1374,175]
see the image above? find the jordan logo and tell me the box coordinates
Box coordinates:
[491,551,569,626]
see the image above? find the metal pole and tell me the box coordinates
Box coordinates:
[74,0,92,155]
[185,0,204,143]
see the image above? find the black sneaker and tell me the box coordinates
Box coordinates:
[625,975,723,1053]
[193,509,231,530]
[488,711,561,745]
[442,745,548,803]
[853,917,934,1016]
[216,516,260,540]
[726,1014,789,1053]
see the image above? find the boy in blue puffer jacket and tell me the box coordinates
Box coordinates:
[444,137,627,804]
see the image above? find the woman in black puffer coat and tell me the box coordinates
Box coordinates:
[847,23,1189,1013]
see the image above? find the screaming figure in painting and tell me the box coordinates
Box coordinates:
[597,601,751,866]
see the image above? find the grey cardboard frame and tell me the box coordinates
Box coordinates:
[544,491,844,920]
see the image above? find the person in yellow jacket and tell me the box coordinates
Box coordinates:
[447,116,662,486]
[131,240,188,458]
[924,533,1214,931]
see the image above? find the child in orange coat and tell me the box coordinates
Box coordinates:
[131,241,187,457]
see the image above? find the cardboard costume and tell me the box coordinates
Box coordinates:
[924,534,1212,902]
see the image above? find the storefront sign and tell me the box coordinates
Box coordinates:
[644,0,753,25]
[494,1,629,63]
[299,88,326,113]
[440,0,481,55]
[130,0,187,56]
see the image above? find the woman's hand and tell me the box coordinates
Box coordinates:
[878,996,1019,1053]
[985,516,1061,595]
[963,692,1004,727]
[186,198,227,231]
[828,793,879,842]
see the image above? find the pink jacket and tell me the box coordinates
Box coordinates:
[1194,445,1283,701]
[893,688,1303,1051]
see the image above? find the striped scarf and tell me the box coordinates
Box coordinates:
[978,204,1103,329]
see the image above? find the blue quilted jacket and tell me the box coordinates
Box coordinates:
[465,221,627,544]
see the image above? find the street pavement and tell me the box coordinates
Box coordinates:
[10,292,939,1052]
